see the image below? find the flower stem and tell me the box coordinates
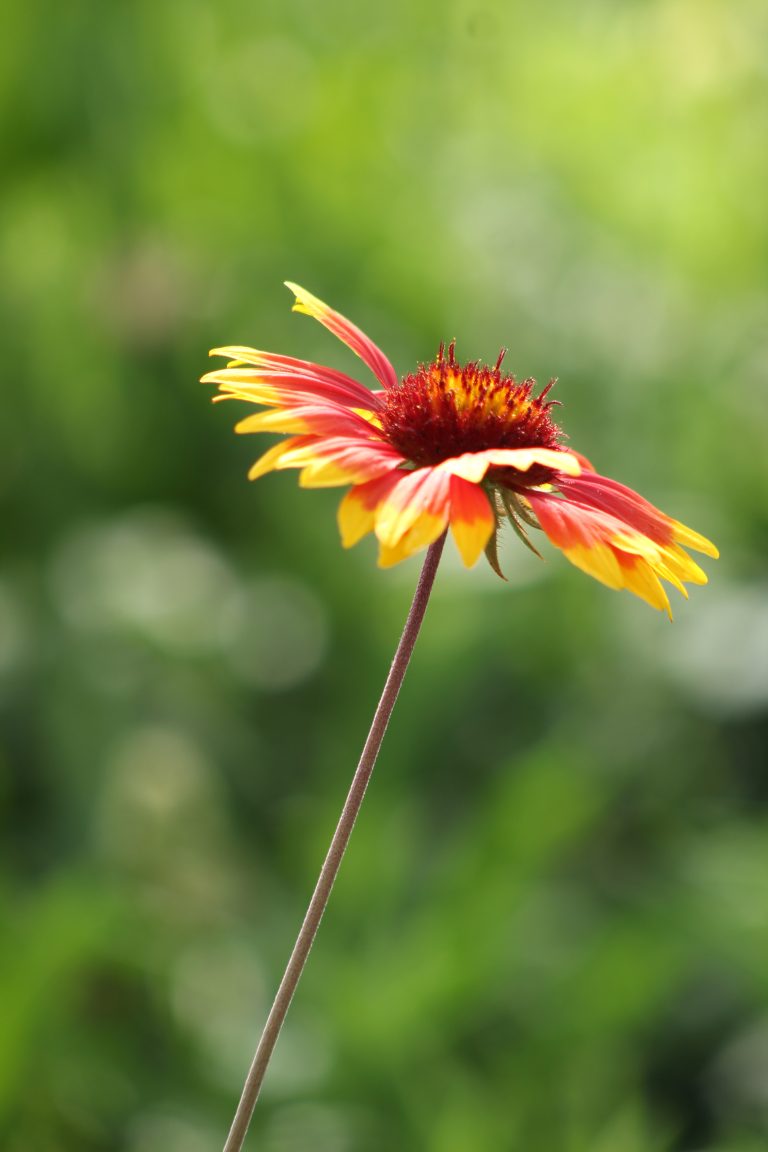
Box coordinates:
[222,531,448,1152]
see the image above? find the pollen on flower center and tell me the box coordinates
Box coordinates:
[379,342,563,482]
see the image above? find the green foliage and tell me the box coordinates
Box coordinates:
[2,0,767,1148]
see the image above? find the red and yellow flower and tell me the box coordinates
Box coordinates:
[203,283,717,615]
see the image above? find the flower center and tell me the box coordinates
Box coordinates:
[379,342,563,485]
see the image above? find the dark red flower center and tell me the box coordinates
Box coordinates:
[379,342,564,487]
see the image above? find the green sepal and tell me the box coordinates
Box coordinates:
[505,491,540,530]
[500,492,544,560]
[484,524,507,580]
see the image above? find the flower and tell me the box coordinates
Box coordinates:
[203,283,717,615]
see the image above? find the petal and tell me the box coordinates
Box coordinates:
[670,518,719,559]
[374,468,451,548]
[526,492,634,591]
[247,436,310,480]
[288,438,406,488]
[449,476,495,567]
[439,453,494,483]
[285,282,399,390]
[528,492,608,552]
[202,371,285,407]
[615,551,672,615]
[554,538,625,590]
[235,403,380,438]
[203,365,380,411]
[208,348,384,408]
[431,447,581,486]
[557,472,718,560]
[527,490,711,612]
[570,449,597,473]
[490,447,582,477]
[377,514,449,568]
[556,473,674,545]
[244,433,402,488]
[337,472,404,548]
[656,543,708,586]
[237,409,313,435]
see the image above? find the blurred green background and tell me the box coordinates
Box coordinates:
[2,1,767,1149]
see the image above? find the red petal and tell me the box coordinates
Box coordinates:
[285,283,399,390]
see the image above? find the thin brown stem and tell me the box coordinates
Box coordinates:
[222,531,447,1152]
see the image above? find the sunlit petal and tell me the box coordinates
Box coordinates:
[235,404,380,438]
[337,473,404,548]
[449,477,495,567]
[285,282,399,390]
[247,436,310,481]
[374,468,451,549]
[377,513,450,568]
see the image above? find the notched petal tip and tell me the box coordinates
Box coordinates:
[208,346,243,361]
[672,519,719,559]
[284,280,313,315]
[282,280,399,390]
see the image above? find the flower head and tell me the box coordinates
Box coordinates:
[202,283,717,615]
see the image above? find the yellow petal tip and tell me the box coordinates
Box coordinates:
[284,280,306,310]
